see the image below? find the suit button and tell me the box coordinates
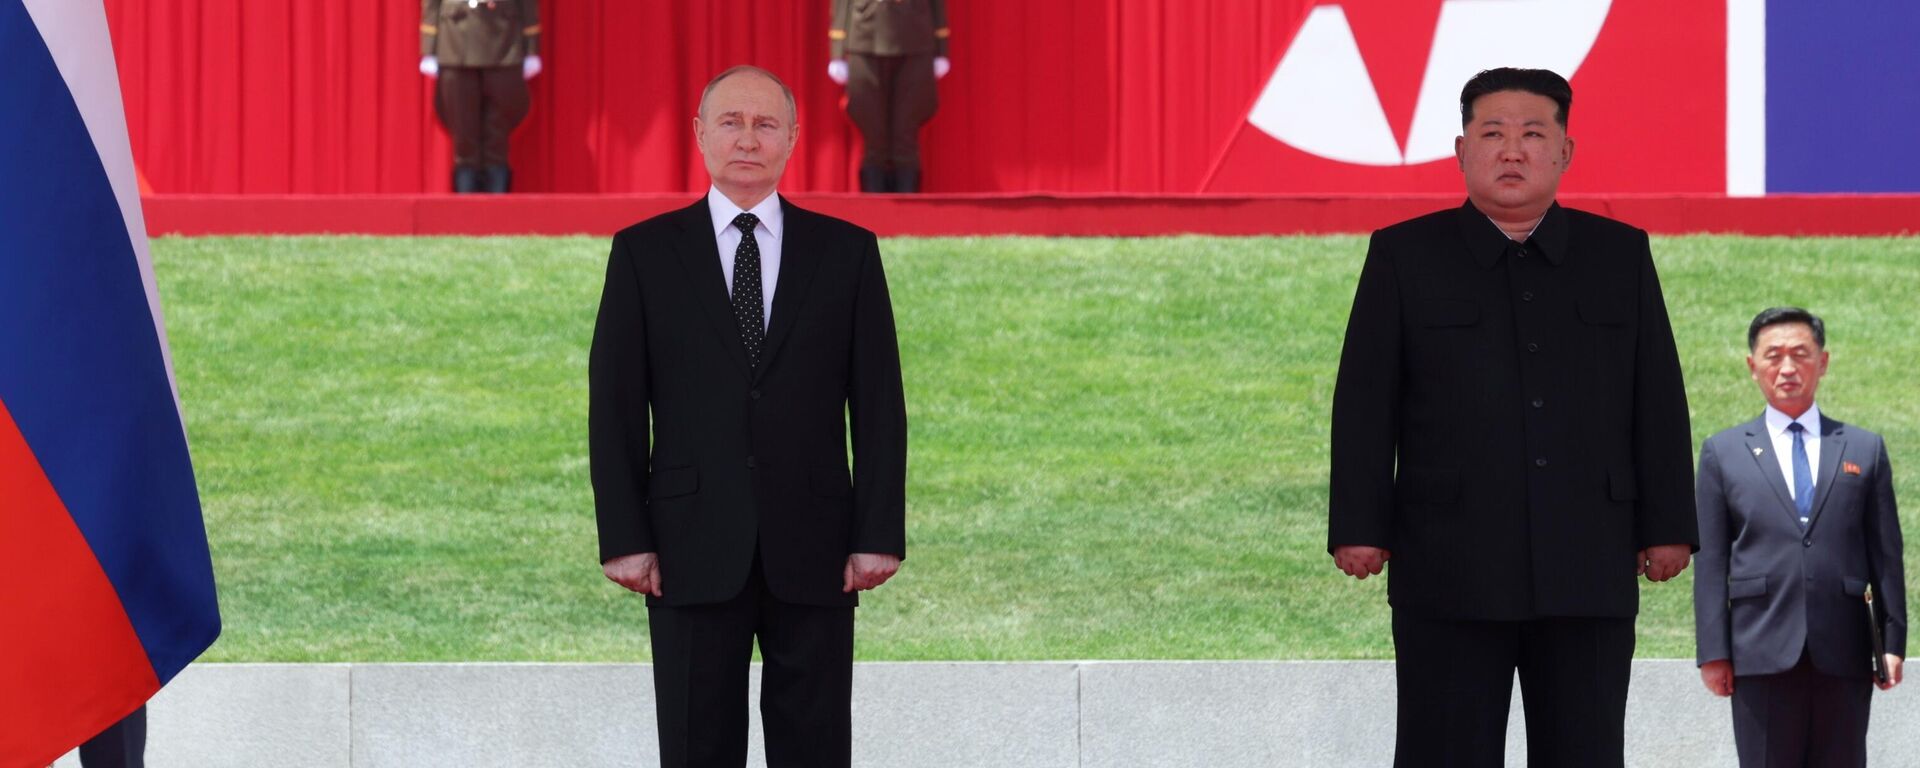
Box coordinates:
[1522,291,1535,302]
[1531,398,1544,408]
[747,456,757,469]
[1803,538,1812,547]
[1535,458,1548,467]
[1526,343,1540,353]
[749,390,761,400]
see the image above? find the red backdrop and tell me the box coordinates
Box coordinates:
[103,1,1314,194]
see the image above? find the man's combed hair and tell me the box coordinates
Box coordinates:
[1459,67,1573,128]
[1748,306,1827,350]
[700,65,797,124]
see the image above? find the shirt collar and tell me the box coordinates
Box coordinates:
[707,186,784,243]
[1765,403,1822,437]
[1456,199,1568,269]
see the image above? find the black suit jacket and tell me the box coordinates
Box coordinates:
[590,197,907,608]
[1328,201,1697,620]
[1694,414,1906,677]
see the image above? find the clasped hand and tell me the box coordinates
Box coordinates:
[1636,544,1690,582]
[1332,545,1390,579]
[603,552,901,596]
[1332,544,1690,583]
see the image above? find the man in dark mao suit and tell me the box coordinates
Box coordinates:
[1694,306,1905,766]
[1327,68,1698,766]
[590,66,908,768]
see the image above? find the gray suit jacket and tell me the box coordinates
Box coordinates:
[1694,413,1906,677]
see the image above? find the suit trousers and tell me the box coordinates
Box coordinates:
[1731,649,1871,767]
[1391,612,1634,767]
[648,553,855,768]
[77,706,145,768]
[434,66,529,169]
[845,53,937,171]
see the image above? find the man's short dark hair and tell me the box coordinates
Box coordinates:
[700,65,797,125]
[1748,306,1826,350]
[1459,68,1572,128]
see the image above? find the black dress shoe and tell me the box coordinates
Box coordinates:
[891,168,921,193]
[483,165,512,193]
[858,164,888,193]
[452,165,482,193]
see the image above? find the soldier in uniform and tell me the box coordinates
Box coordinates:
[827,0,949,193]
[419,0,542,193]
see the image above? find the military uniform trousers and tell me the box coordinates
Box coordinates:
[845,53,936,173]
[434,66,528,170]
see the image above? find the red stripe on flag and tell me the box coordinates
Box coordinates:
[0,398,159,766]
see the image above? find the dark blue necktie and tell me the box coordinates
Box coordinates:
[1789,422,1813,527]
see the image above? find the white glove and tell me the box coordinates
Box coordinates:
[827,59,849,86]
[522,54,542,80]
[419,55,439,78]
[933,56,950,80]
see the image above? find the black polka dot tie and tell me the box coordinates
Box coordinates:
[730,212,766,369]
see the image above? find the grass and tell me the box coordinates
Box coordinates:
[154,233,1920,662]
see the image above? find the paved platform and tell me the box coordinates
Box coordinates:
[50,660,1917,766]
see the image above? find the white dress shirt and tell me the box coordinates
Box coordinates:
[707,185,783,327]
[1486,214,1543,242]
[1764,403,1822,508]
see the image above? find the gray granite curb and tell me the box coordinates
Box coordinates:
[50,660,1916,767]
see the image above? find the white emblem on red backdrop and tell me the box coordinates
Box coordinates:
[1247,0,1611,167]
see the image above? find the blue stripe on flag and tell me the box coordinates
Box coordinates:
[0,0,218,682]
[1766,0,1920,192]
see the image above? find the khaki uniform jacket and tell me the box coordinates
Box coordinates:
[421,0,540,67]
[830,0,948,58]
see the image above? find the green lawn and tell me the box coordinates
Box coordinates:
[157,234,1920,662]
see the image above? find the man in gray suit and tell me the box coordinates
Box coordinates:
[1694,306,1905,766]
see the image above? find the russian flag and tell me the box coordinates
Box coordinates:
[1,1,219,764]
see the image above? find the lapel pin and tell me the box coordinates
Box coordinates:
[1844,462,1862,476]
[1752,447,1765,456]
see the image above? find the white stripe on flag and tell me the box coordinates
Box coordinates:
[1726,0,1767,197]
[19,0,184,423]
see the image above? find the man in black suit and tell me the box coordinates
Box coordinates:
[1694,307,1905,766]
[1327,68,1698,766]
[590,65,908,768]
